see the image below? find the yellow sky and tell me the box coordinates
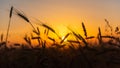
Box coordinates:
[0,0,120,44]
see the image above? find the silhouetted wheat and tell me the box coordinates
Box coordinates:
[42,24,55,33]
[98,27,102,45]
[55,44,66,48]
[24,35,33,48]
[82,22,87,38]
[78,44,93,68]
[41,24,61,39]
[115,27,119,32]
[86,36,95,39]
[32,27,41,46]
[17,12,30,22]
[44,29,49,35]
[31,34,41,46]
[115,27,120,34]
[72,32,82,40]
[2,6,120,68]
[71,30,88,47]
[9,6,13,18]
[48,37,55,42]
[14,8,36,32]
[116,32,120,34]
[35,27,40,35]
[1,33,3,42]
[0,42,6,47]
[78,34,88,47]
[60,33,70,44]
[31,37,40,39]
[14,43,21,46]
[44,29,47,34]
[46,29,49,35]
[102,35,120,43]
[67,40,80,44]
[5,6,13,47]
[41,40,46,49]
[105,19,113,35]
[33,28,40,35]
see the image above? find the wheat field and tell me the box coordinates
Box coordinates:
[0,6,120,68]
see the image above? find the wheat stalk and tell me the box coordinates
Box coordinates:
[33,27,40,35]
[105,19,113,35]
[41,24,61,39]
[86,36,95,39]
[72,32,82,40]
[9,6,13,18]
[24,35,33,48]
[46,29,49,35]
[98,27,102,45]
[67,40,80,44]
[1,33,3,42]
[35,19,61,39]
[78,34,88,47]
[60,33,70,44]
[82,22,87,38]
[5,6,13,47]
[42,24,55,33]
[102,35,120,43]
[48,37,55,42]
[115,27,119,32]
[14,8,36,31]
[44,29,47,34]
[41,40,46,50]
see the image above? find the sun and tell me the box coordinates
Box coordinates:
[55,25,70,36]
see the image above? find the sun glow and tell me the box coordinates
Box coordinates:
[61,36,67,42]
[55,25,70,37]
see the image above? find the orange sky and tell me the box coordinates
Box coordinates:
[0,0,120,44]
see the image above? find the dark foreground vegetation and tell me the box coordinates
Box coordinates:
[0,6,120,68]
[0,43,120,68]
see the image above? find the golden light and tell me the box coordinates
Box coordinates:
[55,25,70,37]
[61,36,67,42]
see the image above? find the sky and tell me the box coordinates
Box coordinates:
[0,0,120,44]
